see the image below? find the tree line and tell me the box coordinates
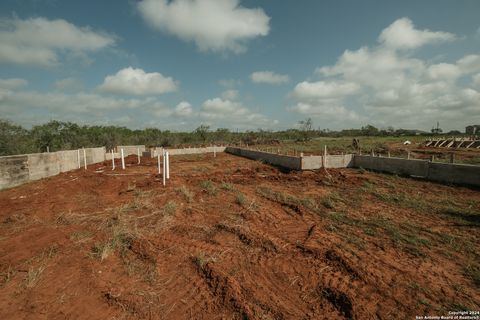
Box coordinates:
[0,118,451,156]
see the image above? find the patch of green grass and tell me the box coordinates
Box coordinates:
[364,217,430,256]
[319,192,343,210]
[200,180,218,195]
[439,207,480,227]
[327,211,359,227]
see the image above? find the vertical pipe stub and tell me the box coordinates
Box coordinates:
[111,150,115,170]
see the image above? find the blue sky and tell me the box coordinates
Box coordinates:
[0,0,479,131]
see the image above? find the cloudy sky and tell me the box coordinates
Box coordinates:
[0,0,479,131]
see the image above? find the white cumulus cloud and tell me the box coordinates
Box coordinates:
[53,77,83,91]
[0,17,115,66]
[137,0,270,54]
[174,101,194,117]
[250,71,290,84]
[221,89,239,100]
[290,18,480,130]
[98,67,178,96]
[200,97,277,129]
[379,17,455,50]
[473,74,480,87]
[292,81,359,100]
[0,78,28,90]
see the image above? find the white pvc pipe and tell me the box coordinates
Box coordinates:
[166,151,170,179]
[77,149,81,169]
[162,150,166,186]
[111,150,115,170]
[323,145,327,168]
[137,147,140,164]
[121,149,125,170]
[157,153,161,174]
[83,148,87,170]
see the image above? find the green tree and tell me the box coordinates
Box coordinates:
[299,118,313,141]
[194,125,210,143]
[0,120,32,155]
[361,125,379,136]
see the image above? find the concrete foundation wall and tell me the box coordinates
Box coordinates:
[353,155,429,177]
[226,147,302,170]
[327,154,354,168]
[301,156,323,170]
[116,145,146,156]
[27,153,61,181]
[57,150,79,173]
[427,162,480,186]
[86,147,106,164]
[105,152,119,160]
[0,147,107,190]
[167,146,226,156]
[0,155,29,189]
[353,155,480,187]
[301,154,354,170]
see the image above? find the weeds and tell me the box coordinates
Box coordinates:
[235,192,247,207]
[464,263,480,287]
[220,182,237,192]
[320,192,343,210]
[177,185,194,203]
[200,180,218,195]
[192,252,216,271]
[0,266,16,285]
[25,265,46,288]
[91,213,136,261]
[163,201,177,216]
[256,186,320,214]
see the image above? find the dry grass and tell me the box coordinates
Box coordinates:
[200,180,218,195]
[177,185,194,203]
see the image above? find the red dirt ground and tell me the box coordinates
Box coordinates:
[0,153,479,319]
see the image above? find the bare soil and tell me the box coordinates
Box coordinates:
[0,153,479,319]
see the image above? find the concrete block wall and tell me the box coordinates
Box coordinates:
[226,147,302,170]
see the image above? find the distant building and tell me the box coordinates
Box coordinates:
[466,125,480,135]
